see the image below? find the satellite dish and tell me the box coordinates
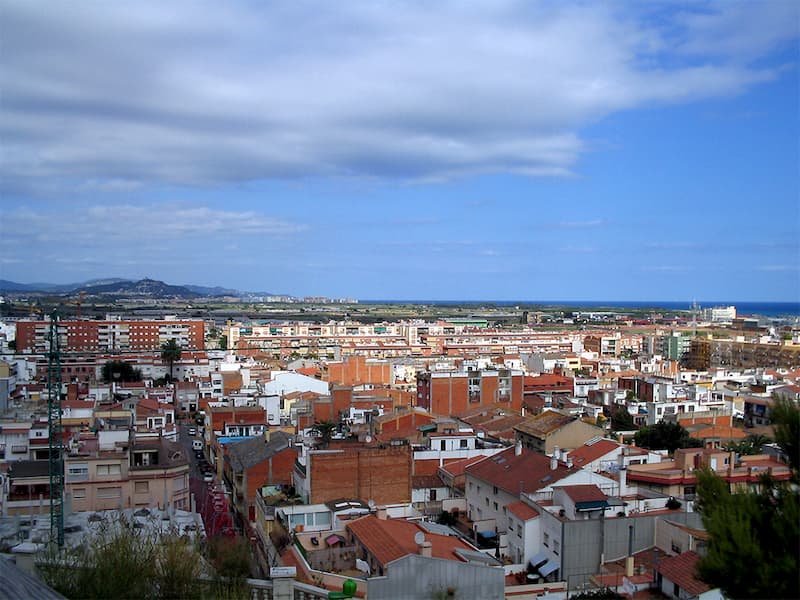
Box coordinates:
[414,532,425,545]
[365,435,372,443]
[368,499,375,509]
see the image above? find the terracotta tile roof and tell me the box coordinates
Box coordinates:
[513,411,574,439]
[654,551,710,596]
[465,447,576,495]
[438,454,491,478]
[687,424,747,441]
[524,374,573,389]
[414,459,444,476]
[506,500,539,521]
[412,474,445,489]
[568,439,621,467]
[558,484,607,504]
[347,515,476,567]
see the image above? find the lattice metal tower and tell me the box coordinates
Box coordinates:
[47,309,64,546]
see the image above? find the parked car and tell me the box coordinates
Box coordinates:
[203,473,214,483]
[188,427,197,436]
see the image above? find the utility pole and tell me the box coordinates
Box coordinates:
[47,309,64,546]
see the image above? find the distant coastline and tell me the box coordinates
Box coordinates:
[360,300,800,317]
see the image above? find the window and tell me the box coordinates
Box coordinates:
[543,532,549,547]
[485,497,489,506]
[440,440,446,451]
[135,481,149,494]
[72,488,86,499]
[553,539,560,555]
[493,486,498,495]
[67,464,89,480]
[173,476,186,491]
[96,464,121,476]
[460,439,468,449]
[97,487,121,499]
[493,502,498,511]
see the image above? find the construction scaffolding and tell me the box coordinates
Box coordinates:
[47,309,64,546]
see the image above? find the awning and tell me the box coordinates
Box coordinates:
[529,551,549,568]
[325,534,346,546]
[538,560,559,577]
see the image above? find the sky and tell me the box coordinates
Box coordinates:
[1,1,798,302]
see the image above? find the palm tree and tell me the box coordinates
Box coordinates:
[310,420,337,448]
[160,338,182,383]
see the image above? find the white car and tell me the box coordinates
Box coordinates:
[188,427,197,436]
[203,473,214,483]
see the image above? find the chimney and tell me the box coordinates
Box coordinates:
[515,440,522,456]
[551,454,558,471]
[418,540,433,558]
[619,466,627,497]
[553,445,560,461]
[264,428,272,443]
[376,506,388,520]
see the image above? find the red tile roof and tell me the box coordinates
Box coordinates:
[558,484,607,504]
[513,411,574,438]
[347,515,476,567]
[655,551,710,596]
[465,447,576,495]
[438,454,491,478]
[568,439,621,467]
[506,500,539,521]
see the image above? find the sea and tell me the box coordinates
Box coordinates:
[360,300,800,317]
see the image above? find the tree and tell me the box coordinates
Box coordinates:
[609,406,634,431]
[101,360,142,383]
[310,420,337,448]
[695,469,799,599]
[37,513,203,599]
[723,433,771,456]
[693,398,800,599]
[633,421,702,453]
[160,338,183,382]
[770,396,799,474]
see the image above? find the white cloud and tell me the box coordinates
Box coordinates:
[0,1,796,189]
[0,203,307,248]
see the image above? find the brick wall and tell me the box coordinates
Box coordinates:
[308,445,412,505]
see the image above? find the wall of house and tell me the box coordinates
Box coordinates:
[547,420,604,454]
[366,554,505,600]
[308,445,412,505]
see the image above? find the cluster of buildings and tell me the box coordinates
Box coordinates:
[0,310,798,599]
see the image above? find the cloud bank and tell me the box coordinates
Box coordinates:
[1,1,797,191]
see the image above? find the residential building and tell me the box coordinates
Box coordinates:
[223,430,296,521]
[416,368,525,416]
[513,411,604,454]
[293,443,412,505]
[15,317,205,353]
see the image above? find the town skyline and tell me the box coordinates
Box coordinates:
[1,1,798,302]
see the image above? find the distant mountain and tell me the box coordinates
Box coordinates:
[78,278,200,298]
[0,278,132,293]
[0,277,282,299]
[182,284,243,297]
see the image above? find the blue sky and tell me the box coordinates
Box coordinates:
[1,1,798,301]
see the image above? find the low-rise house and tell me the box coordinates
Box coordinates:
[626,447,792,499]
[64,433,190,512]
[223,430,296,521]
[655,551,722,600]
[346,513,498,578]
[514,410,604,454]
